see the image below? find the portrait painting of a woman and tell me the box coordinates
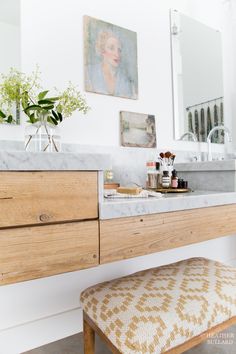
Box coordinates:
[84,16,138,99]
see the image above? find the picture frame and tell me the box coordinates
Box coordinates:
[84,16,138,99]
[120,111,156,148]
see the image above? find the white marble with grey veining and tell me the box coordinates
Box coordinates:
[0,140,229,184]
[0,150,111,171]
[175,160,236,171]
[176,161,236,192]
[99,190,236,219]
[177,170,236,192]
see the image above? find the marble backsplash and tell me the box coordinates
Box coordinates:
[0,140,227,187]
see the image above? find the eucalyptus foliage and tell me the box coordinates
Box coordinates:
[0,67,89,125]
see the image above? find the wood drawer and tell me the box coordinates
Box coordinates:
[0,220,99,285]
[100,205,236,264]
[0,171,98,228]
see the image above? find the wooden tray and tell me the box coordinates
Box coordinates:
[104,183,120,190]
[155,188,191,193]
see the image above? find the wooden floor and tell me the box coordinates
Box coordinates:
[24,325,236,354]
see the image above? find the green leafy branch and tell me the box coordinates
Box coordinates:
[0,67,89,125]
[0,109,13,124]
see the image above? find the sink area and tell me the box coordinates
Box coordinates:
[175,160,236,171]
[175,160,236,192]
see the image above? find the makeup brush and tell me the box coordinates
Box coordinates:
[159,152,164,165]
[159,152,164,159]
[164,151,172,165]
[171,154,176,165]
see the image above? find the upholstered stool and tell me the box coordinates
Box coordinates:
[80,258,236,354]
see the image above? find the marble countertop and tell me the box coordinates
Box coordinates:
[99,190,236,219]
[175,160,236,171]
[0,150,111,171]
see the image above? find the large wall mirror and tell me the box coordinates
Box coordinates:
[170,10,224,143]
[0,0,21,124]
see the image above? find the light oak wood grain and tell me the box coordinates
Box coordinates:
[0,221,99,285]
[83,312,121,354]
[0,171,98,228]
[100,204,236,264]
[84,313,95,354]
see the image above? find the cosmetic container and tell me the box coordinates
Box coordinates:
[171,169,178,188]
[162,171,170,188]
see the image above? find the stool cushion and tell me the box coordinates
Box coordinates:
[80,258,236,353]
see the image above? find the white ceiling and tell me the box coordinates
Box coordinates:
[0,0,20,26]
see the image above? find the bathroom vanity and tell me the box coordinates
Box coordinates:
[1,152,236,286]
[0,151,109,285]
[175,160,236,192]
[99,192,236,263]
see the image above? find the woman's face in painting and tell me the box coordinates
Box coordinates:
[102,36,121,68]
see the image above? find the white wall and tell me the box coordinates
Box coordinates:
[0,0,234,152]
[1,1,236,353]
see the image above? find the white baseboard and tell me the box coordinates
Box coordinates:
[0,307,83,354]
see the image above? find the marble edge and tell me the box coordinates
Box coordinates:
[99,191,236,219]
[175,160,236,171]
[0,150,112,171]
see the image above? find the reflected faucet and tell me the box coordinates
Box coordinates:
[207,125,232,161]
[180,132,198,142]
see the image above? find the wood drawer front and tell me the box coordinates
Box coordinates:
[100,204,236,264]
[0,171,98,228]
[0,220,99,285]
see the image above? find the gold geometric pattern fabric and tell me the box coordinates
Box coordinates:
[80,258,236,354]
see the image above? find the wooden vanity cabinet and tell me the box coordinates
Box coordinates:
[0,220,99,285]
[0,171,99,285]
[2,170,236,285]
[100,204,236,264]
[0,171,98,227]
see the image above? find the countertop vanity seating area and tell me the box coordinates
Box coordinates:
[1,151,236,286]
[1,0,236,352]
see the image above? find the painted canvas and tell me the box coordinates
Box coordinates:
[84,16,138,99]
[120,111,156,148]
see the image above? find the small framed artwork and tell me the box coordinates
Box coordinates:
[120,111,156,148]
[84,15,138,99]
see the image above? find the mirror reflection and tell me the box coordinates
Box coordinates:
[170,10,224,143]
[0,0,20,124]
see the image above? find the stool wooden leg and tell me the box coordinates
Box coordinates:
[83,314,95,354]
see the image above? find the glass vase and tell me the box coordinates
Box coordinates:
[24,114,61,152]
